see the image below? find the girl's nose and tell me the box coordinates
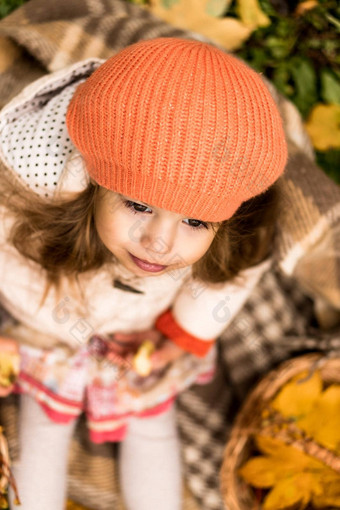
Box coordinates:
[139,218,176,256]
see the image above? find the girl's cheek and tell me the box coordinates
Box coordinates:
[178,241,211,266]
[124,217,144,244]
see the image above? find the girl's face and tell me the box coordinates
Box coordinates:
[94,188,218,277]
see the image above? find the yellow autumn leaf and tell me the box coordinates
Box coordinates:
[313,476,340,508]
[148,0,253,50]
[305,103,340,151]
[0,351,20,388]
[237,0,270,27]
[133,340,155,377]
[255,435,326,470]
[66,500,92,510]
[239,434,340,509]
[295,0,318,16]
[298,384,340,454]
[255,435,308,465]
[0,495,9,509]
[263,473,322,510]
[238,456,288,487]
[271,370,322,420]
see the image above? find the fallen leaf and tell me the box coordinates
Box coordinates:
[205,0,231,17]
[237,0,270,28]
[271,370,322,420]
[0,495,8,509]
[305,103,340,151]
[238,456,289,487]
[148,0,253,50]
[312,476,340,508]
[133,340,155,377]
[297,384,340,453]
[240,436,340,509]
[238,375,340,510]
[263,473,321,510]
[295,0,318,16]
[66,500,92,510]
[0,351,20,388]
[255,435,326,470]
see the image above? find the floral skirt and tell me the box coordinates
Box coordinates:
[13,335,217,443]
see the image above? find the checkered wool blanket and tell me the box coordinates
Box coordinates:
[0,1,339,509]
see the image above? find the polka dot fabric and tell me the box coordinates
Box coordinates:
[1,82,84,198]
[0,60,102,198]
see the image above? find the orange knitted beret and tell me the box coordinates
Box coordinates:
[66,37,287,222]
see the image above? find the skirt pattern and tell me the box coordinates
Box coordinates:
[14,334,217,443]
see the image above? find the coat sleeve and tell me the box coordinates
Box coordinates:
[155,258,271,357]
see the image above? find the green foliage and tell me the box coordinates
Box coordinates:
[0,0,27,19]
[321,69,340,104]
[316,149,340,184]
[237,0,340,119]
[235,0,340,181]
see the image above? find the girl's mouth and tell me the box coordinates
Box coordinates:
[128,253,167,273]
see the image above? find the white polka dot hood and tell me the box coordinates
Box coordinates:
[0,58,103,199]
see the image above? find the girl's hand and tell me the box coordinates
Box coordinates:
[107,328,164,358]
[108,329,187,374]
[0,336,20,397]
[149,339,187,372]
[113,328,163,348]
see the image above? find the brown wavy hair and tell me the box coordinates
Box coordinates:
[0,161,282,304]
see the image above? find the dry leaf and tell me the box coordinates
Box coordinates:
[239,371,340,510]
[239,434,340,510]
[263,473,321,510]
[238,456,288,487]
[237,0,270,27]
[298,384,340,454]
[66,500,92,510]
[255,435,308,463]
[133,340,155,376]
[295,0,318,16]
[271,370,322,420]
[148,0,253,50]
[0,495,8,509]
[305,103,340,151]
[312,476,340,508]
[255,435,325,470]
[205,0,231,17]
[239,435,327,487]
[0,352,20,388]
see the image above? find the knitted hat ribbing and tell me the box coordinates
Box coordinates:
[66,37,287,222]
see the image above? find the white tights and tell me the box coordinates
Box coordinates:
[8,395,182,510]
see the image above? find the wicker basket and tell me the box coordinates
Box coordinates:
[220,353,340,510]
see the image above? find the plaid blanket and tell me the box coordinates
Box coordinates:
[0,1,339,509]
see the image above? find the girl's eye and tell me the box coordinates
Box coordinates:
[123,200,152,214]
[184,219,209,230]
[123,199,209,230]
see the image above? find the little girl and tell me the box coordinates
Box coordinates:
[0,38,287,509]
